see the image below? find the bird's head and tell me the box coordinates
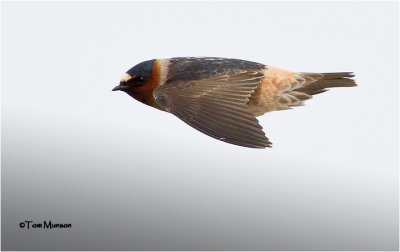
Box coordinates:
[112,59,155,93]
[112,59,165,108]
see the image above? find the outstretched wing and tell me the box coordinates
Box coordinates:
[154,69,271,148]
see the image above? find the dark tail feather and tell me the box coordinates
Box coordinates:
[296,72,356,95]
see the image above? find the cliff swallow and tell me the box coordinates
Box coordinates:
[112,57,356,148]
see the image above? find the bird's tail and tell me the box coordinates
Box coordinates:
[295,72,356,95]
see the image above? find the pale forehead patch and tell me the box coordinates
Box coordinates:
[120,73,132,83]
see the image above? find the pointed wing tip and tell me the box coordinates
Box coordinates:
[252,131,273,149]
[264,141,273,148]
[244,143,272,149]
[256,140,273,149]
[226,138,273,149]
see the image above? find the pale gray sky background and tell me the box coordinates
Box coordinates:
[1,1,399,250]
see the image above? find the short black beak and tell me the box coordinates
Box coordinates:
[112,84,130,91]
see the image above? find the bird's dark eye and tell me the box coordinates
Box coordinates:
[136,76,147,85]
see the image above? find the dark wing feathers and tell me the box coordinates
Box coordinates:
[154,69,271,148]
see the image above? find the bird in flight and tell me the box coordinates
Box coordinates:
[112,57,356,148]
